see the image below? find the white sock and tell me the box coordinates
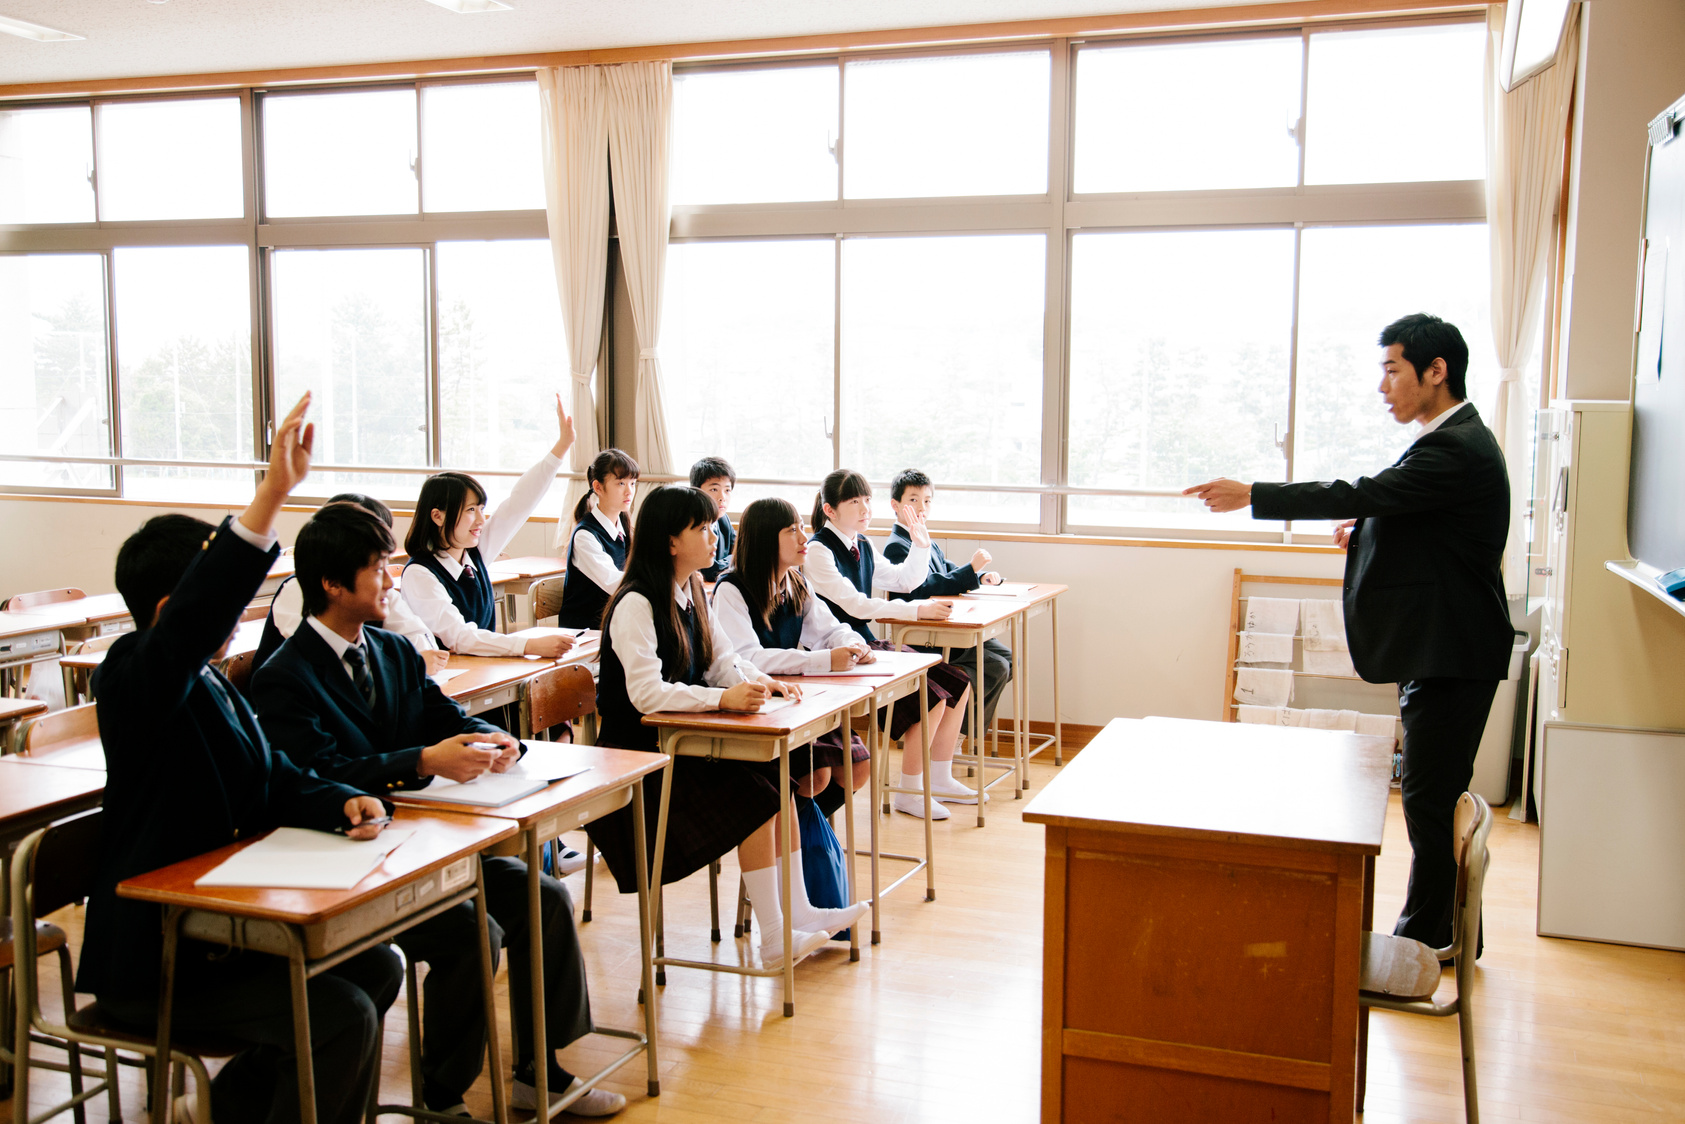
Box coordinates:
[899,765,925,788]
[930,759,956,788]
[741,865,784,942]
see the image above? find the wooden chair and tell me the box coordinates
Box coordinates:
[222,649,258,698]
[1357,792,1492,1122]
[18,703,100,764]
[11,809,245,1124]
[60,635,122,706]
[519,663,598,891]
[530,576,566,626]
[4,589,86,612]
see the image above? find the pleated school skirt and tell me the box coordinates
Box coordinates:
[868,639,971,740]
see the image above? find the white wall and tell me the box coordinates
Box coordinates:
[0,496,1347,726]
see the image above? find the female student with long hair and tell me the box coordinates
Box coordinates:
[713,497,874,806]
[401,394,577,660]
[803,469,976,819]
[555,448,639,629]
[588,486,868,967]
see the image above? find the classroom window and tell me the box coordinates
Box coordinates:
[95,97,244,221]
[114,245,255,503]
[1073,35,1303,194]
[0,105,95,224]
[263,88,420,218]
[0,254,113,491]
[420,82,546,213]
[670,65,839,205]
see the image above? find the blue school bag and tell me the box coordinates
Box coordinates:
[795,793,849,934]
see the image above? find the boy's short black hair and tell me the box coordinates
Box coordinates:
[689,457,736,490]
[891,469,933,503]
[326,492,394,528]
[1379,313,1470,401]
[296,503,397,618]
[115,514,217,629]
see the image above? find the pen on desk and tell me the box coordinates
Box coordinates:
[338,816,393,834]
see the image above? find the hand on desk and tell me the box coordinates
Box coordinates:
[523,633,576,659]
[771,679,802,703]
[422,650,452,675]
[916,600,954,621]
[829,643,872,672]
[420,733,513,783]
[343,796,389,841]
[721,682,770,712]
[981,571,1004,586]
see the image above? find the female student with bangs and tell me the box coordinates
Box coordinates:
[556,448,639,629]
[802,469,976,819]
[712,497,874,808]
[588,486,869,968]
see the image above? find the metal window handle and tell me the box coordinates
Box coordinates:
[1534,567,1554,576]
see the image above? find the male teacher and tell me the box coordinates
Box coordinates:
[1185,312,1512,953]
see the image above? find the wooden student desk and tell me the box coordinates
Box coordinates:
[0,697,48,755]
[436,632,599,733]
[641,682,874,1017]
[391,744,668,1116]
[0,612,67,698]
[1023,717,1391,1124]
[488,556,568,632]
[59,618,265,705]
[119,807,518,1124]
[786,650,942,938]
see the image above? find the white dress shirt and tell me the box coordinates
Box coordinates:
[305,614,367,686]
[568,499,628,598]
[712,576,861,676]
[1415,400,1471,441]
[608,583,770,714]
[800,525,931,625]
[402,450,563,656]
[271,574,438,654]
[227,519,278,552]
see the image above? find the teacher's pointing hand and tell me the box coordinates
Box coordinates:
[1183,478,1253,514]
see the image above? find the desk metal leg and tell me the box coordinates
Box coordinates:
[1016,612,1029,790]
[841,731,860,963]
[1052,600,1063,766]
[920,677,934,900]
[868,709,882,944]
[778,746,795,1018]
[646,754,677,997]
[473,860,509,1124]
[629,782,660,1096]
[524,827,550,1119]
[286,932,319,1124]
[151,906,182,1124]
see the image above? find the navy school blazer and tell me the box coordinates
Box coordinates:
[80,518,372,1001]
[251,619,503,794]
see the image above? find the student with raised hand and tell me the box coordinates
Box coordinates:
[690,455,736,581]
[254,492,448,674]
[714,496,874,805]
[402,393,577,659]
[589,485,859,966]
[251,503,621,1119]
[884,468,1014,738]
[82,393,401,1124]
[556,448,639,629]
[802,469,977,819]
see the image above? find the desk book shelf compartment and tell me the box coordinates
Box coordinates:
[1223,569,1400,740]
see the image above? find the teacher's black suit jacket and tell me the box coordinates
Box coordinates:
[1251,403,1513,684]
[250,620,502,794]
[80,519,369,1001]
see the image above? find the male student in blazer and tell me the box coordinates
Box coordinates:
[249,502,622,1118]
[83,393,401,1124]
[1187,313,1512,953]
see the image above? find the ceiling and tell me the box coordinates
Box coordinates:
[0,0,1261,87]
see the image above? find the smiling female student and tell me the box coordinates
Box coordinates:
[556,448,639,629]
[401,394,578,661]
[588,486,868,966]
[802,469,976,818]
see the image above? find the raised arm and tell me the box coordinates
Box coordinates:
[479,393,574,560]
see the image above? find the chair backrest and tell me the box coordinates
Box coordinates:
[11,809,105,1001]
[1448,792,1493,970]
[75,633,122,655]
[531,576,566,624]
[523,663,595,736]
[6,587,87,611]
[21,702,100,758]
[224,649,258,697]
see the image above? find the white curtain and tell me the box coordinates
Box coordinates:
[536,66,611,549]
[605,60,675,476]
[1485,3,1580,592]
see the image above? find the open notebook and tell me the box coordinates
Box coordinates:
[196,825,416,890]
[399,741,593,807]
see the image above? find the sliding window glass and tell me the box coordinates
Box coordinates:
[263,88,419,217]
[671,65,839,205]
[0,255,112,491]
[114,246,254,502]
[96,97,243,220]
[664,239,836,511]
[1067,229,1293,533]
[0,106,94,223]
[421,82,545,212]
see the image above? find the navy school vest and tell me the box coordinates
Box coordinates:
[558,515,628,630]
[404,546,494,641]
[810,528,876,644]
[715,572,803,651]
[596,589,707,751]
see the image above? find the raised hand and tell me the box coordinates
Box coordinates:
[905,506,933,548]
[551,392,576,459]
[970,547,992,571]
[267,392,315,497]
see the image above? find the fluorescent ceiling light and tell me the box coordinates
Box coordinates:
[0,14,84,41]
[420,0,513,12]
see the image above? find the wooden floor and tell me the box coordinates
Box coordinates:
[8,751,1685,1123]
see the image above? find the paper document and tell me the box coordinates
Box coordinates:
[962,582,1037,598]
[757,687,824,713]
[400,772,551,807]
[813,650,926,676]
[511,740,594,782]
[196,826,416,890]
[431,669,467,685]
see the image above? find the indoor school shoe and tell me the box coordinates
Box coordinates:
[553,844,588,876]
[891,790,950,820]
[928,777,988,804]
[512,1062,628,1116]
[796,900,871,936]
[760,927,830,968]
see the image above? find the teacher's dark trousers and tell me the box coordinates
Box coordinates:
[1394,677,1500,953]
